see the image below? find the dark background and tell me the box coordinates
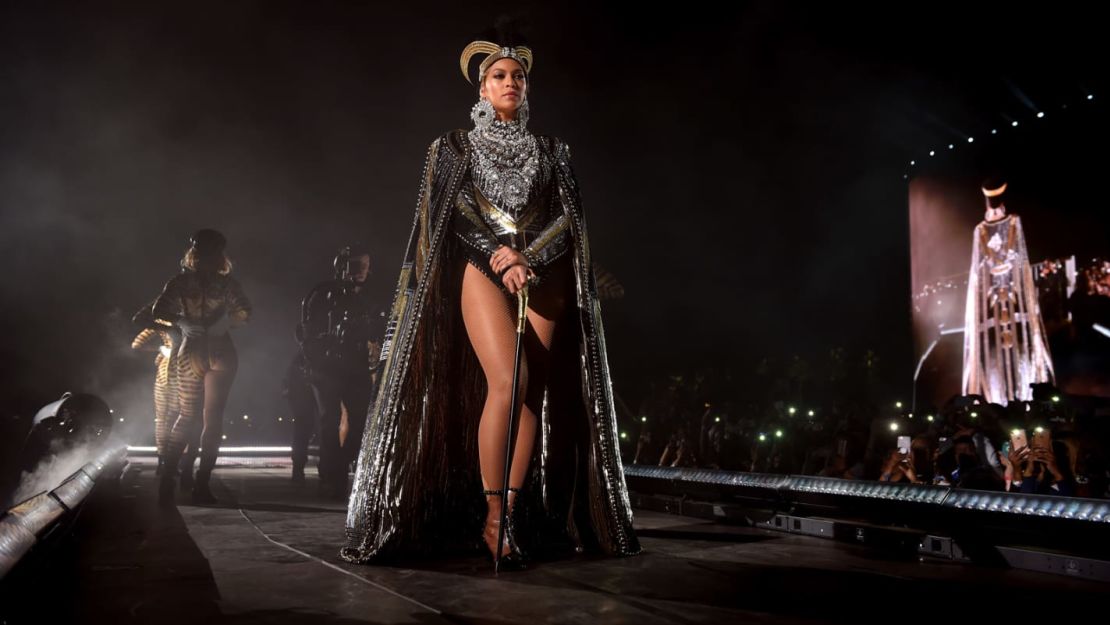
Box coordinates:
[1,1,1106,451]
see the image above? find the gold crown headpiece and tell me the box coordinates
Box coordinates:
[460,41,533,84]
[982,182,1008,198]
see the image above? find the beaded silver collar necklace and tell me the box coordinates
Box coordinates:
[468,118,541,217]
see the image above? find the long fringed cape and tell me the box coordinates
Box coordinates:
[341,129,641,562]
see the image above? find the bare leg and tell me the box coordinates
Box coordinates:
[460,261,568,557]
[193,346,237,502]
[461,263,534,495]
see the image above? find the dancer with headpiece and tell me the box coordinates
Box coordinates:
[154,229,252,505]
[343,25,640,569]
[962,177,1055,404]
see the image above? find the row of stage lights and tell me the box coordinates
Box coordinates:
[124,394,1068,445]
[620,406,821,441]
[886,396,1060,432]
[119,411,303,444]
[616,395,1064,442]
[904,93,1096,179]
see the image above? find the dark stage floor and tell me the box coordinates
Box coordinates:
[17,459,1107,624]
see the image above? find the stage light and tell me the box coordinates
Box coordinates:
[1012,429,1023,438]
[927,415,934,422]
[895,401,903,409]
[788,407,796,415]
[243,415,249,420]
[759,434,767,442]
[278,417,283,421]
[991,129,998,134]
[808,410,815,417]
[222,434,228,440]
[1035,427,1045,434]
[1012,121,1019,127]
[715,416,721,423]
[1052,395,1060,403]
[775,430,783,438]
[620,432,627,439]
[1037,112,1045,118]
[908,413,914,418]
[929,150,935,156]
[943,489,1110,519]
[971,412,978,418]
[890,422,899,432]
[948,144,954,149]
[910,160,916,166]
[1088,94,1094,100]
[967,137,974,143]
[118,418,124,422]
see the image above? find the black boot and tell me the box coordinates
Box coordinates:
[292,461,305,482]
[179,444,199,491]
[159,449,184,508]
[179,466,194,492]
[191,468,217,504]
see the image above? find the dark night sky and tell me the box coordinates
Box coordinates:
[1,1,1106,443]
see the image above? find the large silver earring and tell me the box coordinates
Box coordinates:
[517,97,530,128]
[470,98,494,130]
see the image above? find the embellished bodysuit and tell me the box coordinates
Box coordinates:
[453,119,571,293]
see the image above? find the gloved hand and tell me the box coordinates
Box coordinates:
[177,319,206,338]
